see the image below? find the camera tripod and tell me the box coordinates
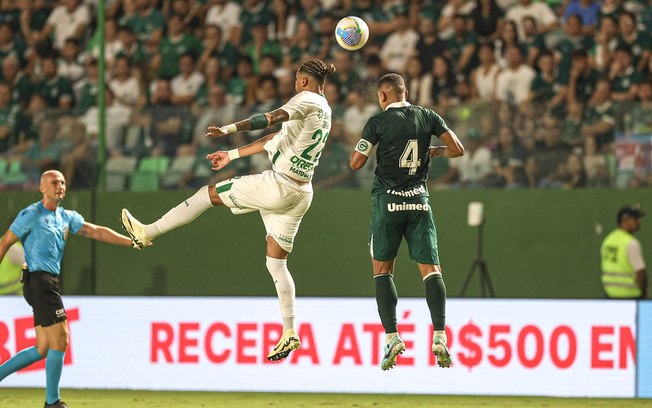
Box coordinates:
[459,220,496,298]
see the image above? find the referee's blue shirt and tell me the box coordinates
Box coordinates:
[10,201,85,276]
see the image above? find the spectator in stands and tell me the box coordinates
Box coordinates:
[403,56,427,105]
[559,152,588,189]
[0,81,19,154]
[277,73,295,103]
[170,52,205,107]
[87,18,122,68]
[34,54,74,109]
[437,0,476,41]
[329,50,360,102]
[617,11,651,73]
[192,83,236,147]
[470,42,500,101]
[22,119,66,177]
[566,49,599,107]
[11,94,46,156]
[629,80,652,136]
[238,0,275,47]
[146,78,189,156]
[505,0,559,40]
[470,0,504,43]
[581,78,616,152]
[589,15,619,72]
[415,16,445,74]
[297,0,325,33]
[269,0,297,46]
[0,22,27,68]
[554,14,595,78]
[445,13,478,78]
[487,125,529,188]
[59,120,95,189]
[226,56,254,106]
[420,55,456,110]
[81,87,131,153]
[525,116,572,187]
[155,14,201,80]
[115,25,148,70]
[494,45,535,106]
[379,7,418,73]
[562,0,601,36]
[74,58,98,115]
[38,0,90,51]
[205,0,242,46]
[324,81,344,140]
[608,45,641,102]
[165,0,201,34]
[109,55,144,110]
[17,0,52,48]
[193,56,222,110]
[494,19,521,69]
[599,0,625,20]
[521,16,546,67]
[1,55,31,107]
[246,75,281,139]
[196,25,237,79]
[582,136,611,187]
[285,20,321,71]
[430,128,492,189]
[528,51,566,114]
[343,88,379,149]
[245,20,282,75]
[57,38,84,86]
[124,0,165,44]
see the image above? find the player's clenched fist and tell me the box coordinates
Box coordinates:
[206,151,231,170]
[206,125,228,138]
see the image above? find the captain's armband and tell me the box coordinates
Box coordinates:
[355,139,373,157]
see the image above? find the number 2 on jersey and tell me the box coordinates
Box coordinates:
[301,129,329,161]
[399,139,421,175]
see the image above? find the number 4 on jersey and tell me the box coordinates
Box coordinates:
[399,139,421,175]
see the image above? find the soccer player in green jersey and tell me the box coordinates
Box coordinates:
[350,73,464,370]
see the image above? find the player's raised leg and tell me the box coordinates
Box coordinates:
[421,265,451,368]
[265,236,301,361]
[373,258,405,370]
[121,185,216,248]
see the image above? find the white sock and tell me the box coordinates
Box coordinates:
[266,256,296,331]
[386,332,399,344]
[433,330,447,344]
[145,186,213,239]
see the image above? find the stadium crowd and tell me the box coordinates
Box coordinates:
[0,0,651,191]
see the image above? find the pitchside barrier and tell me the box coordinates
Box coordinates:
[1,297,650,398]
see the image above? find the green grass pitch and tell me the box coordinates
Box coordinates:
[1,388,650,407]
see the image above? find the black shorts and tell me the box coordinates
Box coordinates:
[22,271,67,327]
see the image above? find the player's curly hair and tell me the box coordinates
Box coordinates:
[298,59,336,85]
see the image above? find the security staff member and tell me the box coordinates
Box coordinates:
[601,204,647,299]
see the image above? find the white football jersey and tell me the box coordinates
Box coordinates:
[264,91,332,182]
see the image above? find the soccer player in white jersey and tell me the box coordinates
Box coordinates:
[121,59,335,361]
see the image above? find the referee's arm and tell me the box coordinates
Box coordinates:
[0,229,19,264]
[76,222,134,247]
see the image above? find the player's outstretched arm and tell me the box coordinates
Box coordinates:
[206,132,278,171]
[350,150,368,171]
[205,108,290,138]
[0,229,19,265]
[77,222,137,248]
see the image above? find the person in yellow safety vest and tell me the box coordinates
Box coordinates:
[601,204,647,299]
[0,218,24,295]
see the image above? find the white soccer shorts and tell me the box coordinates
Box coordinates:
[215,170,313,252]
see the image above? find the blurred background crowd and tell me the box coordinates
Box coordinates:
[0,0,651,192]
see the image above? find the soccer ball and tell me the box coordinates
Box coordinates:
[335,16,369,51]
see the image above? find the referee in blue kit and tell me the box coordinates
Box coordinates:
[0,170,137,408]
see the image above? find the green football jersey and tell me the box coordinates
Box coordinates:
[359,103,449,195]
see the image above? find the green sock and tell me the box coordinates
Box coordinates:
[375,274,398,333]
[424,273,446,330]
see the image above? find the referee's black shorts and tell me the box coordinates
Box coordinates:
[22,271,67,327]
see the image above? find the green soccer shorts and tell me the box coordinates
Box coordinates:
[368,193,439,264]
